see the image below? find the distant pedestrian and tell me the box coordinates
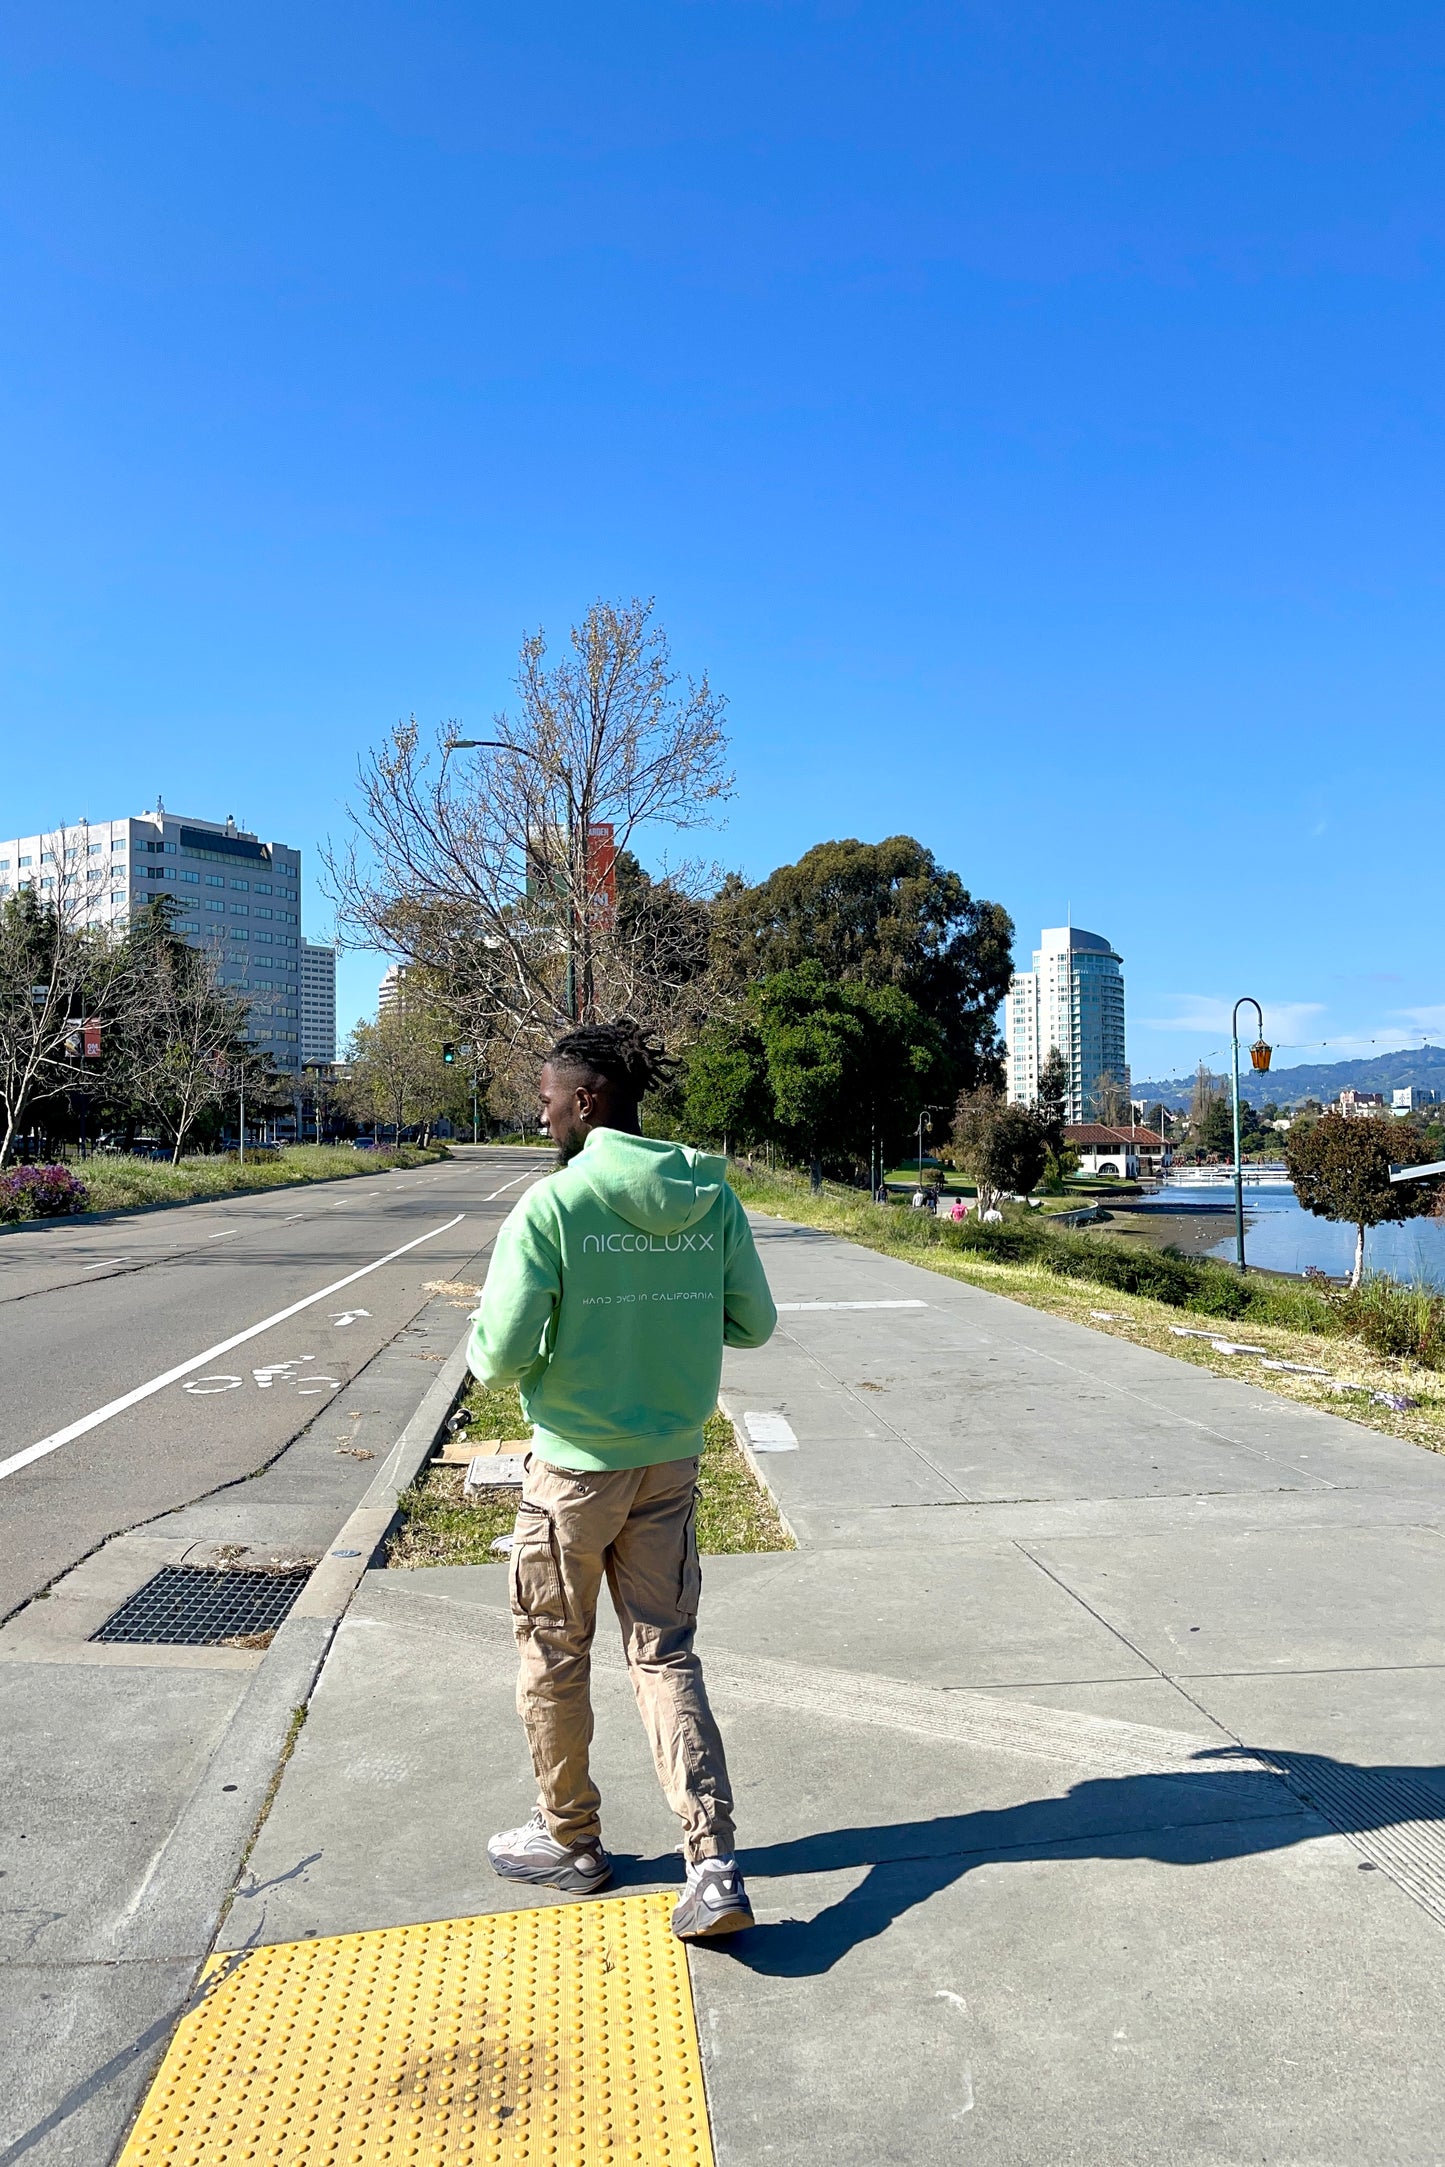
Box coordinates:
[874,1181,889,1204]
[911,1186,926,1209]
[950,1196,968,1223]
[468,1021,776,1941]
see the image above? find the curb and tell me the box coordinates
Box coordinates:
[109,1324,476,1966]
[716,1387,801,1550]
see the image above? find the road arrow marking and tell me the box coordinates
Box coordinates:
[331,1309,370,1327]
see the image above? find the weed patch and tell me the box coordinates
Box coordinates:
[387,1390,792,1568]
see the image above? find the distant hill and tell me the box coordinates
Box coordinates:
[1133,1045,1445,1112]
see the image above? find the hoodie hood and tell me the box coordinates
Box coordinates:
[572,1128,725,1235]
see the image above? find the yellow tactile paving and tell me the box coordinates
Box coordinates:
[117,1894,715,2166]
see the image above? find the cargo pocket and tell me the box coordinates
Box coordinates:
[509,1504,565,1625]
[679,1497,702,1623]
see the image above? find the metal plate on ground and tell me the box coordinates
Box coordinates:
[742,1411,798,1452]
[90,1564,310,1646]
[116,1894,714,2166]
[465,1452,528,1491]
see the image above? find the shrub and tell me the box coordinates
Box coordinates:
[1334,1275,1445,1368]
[0,1163,89,1221]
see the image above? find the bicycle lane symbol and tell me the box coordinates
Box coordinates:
[182,1355,344,1399]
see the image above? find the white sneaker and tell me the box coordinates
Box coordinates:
[487,1807,612,1894]
[671,1857,754,1939]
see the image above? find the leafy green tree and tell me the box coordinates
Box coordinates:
[679,1020,771,1151]
[711,836,1012,1088]
[1198,1095,1237,1157]
[338,1008,455,1142]
[1285,1112,1440,1287]
[1035,1048,1069,1150]
[951,1090,1048,1214]
[679,961,943,1186]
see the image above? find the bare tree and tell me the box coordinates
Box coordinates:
[325,598,732,1052]
[0,826,126,1167]
[115,907,254,1161]
[1089,1068,1131,1125]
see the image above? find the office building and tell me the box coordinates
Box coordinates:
[0,805,304,1074]
[1006,924,1127,1124]
[300,941,338,1065]
[378,962,410,1014]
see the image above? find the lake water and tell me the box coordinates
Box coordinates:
[1149,1180,1445,1288]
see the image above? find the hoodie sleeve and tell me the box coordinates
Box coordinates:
[468,1193,562,1389]
[720,1185,777,1348]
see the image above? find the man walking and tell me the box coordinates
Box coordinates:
[469,1020,777,1939]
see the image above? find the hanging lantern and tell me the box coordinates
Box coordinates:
[1250,1038,1272,1073]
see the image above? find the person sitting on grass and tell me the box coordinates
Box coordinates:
[468,1019,777,1940]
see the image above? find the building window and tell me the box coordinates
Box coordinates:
[231,902,247,915]
[206,874,224,888]
[41,852,55,864]
[180,869,199,883]
[231,878,249,891]
[206,899,225,913]
[88,843,102,855]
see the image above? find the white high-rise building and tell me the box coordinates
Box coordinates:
[378,962,410,1014]
[300,941,337,1065]
[0,806,304,1074]
[1006,925,1127,1123]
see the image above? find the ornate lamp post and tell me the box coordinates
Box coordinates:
[1230,999,1272,1270]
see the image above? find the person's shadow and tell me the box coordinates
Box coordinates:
[621,1749,1445,1978]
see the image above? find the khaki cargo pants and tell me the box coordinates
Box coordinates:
[509,1453,736,1866]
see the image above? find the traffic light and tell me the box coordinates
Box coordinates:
[442,1043,456,1064]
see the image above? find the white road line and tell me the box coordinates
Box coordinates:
[0,1214,466,1484]
[83,1258,134,1270]
[776,1299,928,1311]
[207,1230,237,1240]
[485,1175,534,1201]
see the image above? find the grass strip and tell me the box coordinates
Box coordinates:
[729,1161,1445,1458]
[7,1142,447,1221]
[386,1391,793,1568]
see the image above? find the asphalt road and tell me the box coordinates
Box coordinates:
[0,1146,550,1619]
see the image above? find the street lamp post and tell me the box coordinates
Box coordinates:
[446,735,577,1021]
[1229,999,1272,1270]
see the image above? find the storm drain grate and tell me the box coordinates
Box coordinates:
[91,1565,310,1647]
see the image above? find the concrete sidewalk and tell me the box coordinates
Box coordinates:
[201,1210,1445,2162]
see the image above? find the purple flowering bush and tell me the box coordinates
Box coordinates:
[0,1164,89,1221]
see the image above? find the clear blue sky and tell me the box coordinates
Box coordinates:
[4,2,1442,1080]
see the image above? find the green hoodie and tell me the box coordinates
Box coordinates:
[468,1129,777,1472]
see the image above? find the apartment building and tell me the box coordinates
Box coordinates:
[300,940,338,1065]
[1006,924,1128,1125]
[0,806,304,1074]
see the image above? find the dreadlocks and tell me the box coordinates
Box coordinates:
[546,1018,677,1107]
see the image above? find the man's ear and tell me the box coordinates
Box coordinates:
[573,1083,600,1125]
